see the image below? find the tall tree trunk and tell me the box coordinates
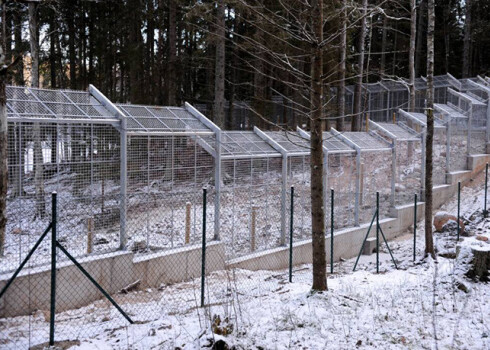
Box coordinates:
[67,4,76,90]
[462,0,472,78]
[311,0,327,291]
[13,10,23,86]
[380,15,388,77]
[213,0,225,128]
[409,0,416,112]
[424,0,435,258]
[0,0,7,255]
[12,9,23,198]
[29,2,45,219]
[49,15,57,89]
[352,0,367,132]
[167,0,177,105]
[442,1,450,73]
[415,0,426,77]
[49,12,57,166]
[128,0,143,103]
[337,0,347,131]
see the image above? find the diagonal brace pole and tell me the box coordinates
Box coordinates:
[0,223,52,300]
[55,242,134,324]
[353,209,378,272]
[378,226,398,269]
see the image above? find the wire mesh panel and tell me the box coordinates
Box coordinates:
[219,157,283,259]
[126,134,215,253]
[370,122,423,206]
[363,83,389,121]
[2,122,123,349]
[3,122,121,274]
[448,89,487,155]
[357,150,394,224]
[286,155,311,242]
[383,81,410,118]
[325,152,357,230]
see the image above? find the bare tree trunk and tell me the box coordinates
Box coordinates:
[311,0,327,291]
[415,0,426,77]
[213,0,225,129]
[0,0,7,255]
[352,0,367,132]
[424,0,435,258]
[167,0,177,105]
[67,3,76,90]
[29,2,45,219]
[337,0,347,131]
[442,2,450,73]
[380,15,388,77]
[462,0,472,78]
[409,0,416,112]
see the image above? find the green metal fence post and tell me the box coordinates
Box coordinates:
[330,188,334,274]
[376,192,379,274]
[289,186,294,283]
[49,192,57,346]
[201,188,207,307]
[413,194,417,262]
[484,163,488,218]
[457,182,461,241]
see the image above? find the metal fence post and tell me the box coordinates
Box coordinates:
[376,191,379,274]
[289,186,294,283]
[49,192,57,346]
[330,188,334,274]
[457,182,461,240]
[413,194,417,262]
[201,188,207,307]
[484,163,488,218]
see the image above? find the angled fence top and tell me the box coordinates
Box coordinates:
[264,131,311,156]
[398,110,446,129]
[339,131,392,152]
[434,103,468,119]
[116,104,213,134]
[322,131,356,154]
[6,86,118,123]
[372,122,421,142]
[199,131,281,159]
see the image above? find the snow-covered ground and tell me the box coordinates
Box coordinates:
[1,169,488,349]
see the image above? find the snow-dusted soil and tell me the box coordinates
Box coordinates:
[1,169,488,349]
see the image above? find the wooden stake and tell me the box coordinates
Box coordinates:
[87,218,93,254]
[365,114,369,131]
[393,112,396,124]
[251,206,258,252]
[185,202,191,244]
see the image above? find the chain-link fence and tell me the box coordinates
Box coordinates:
[1,78,490,348]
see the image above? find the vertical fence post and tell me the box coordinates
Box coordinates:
[201,188,207,307]
[457,182,461,241]
[376,191,379,274]
[413,194,417,262]
[289,186,294,283]
[330,188,334,274]
[185,202,191,244]
[484,163,488,218]
[49,192,57,346]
